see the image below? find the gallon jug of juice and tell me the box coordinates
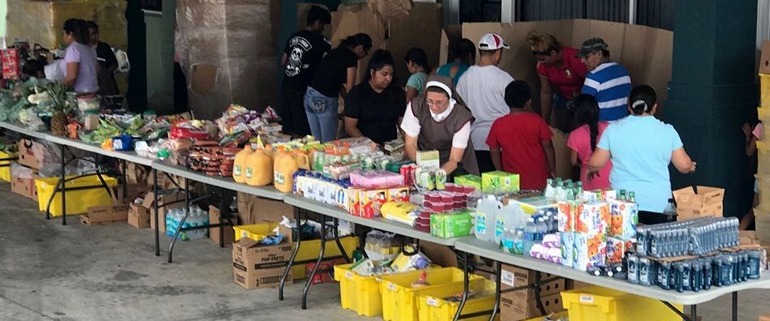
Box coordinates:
[245,146,273,186]
[232,144,253,183]
[273,150,299,193]
[293,150,310,170]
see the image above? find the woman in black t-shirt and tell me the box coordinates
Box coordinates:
[305,33,372,143]
[86,21,119,96]
[343,50,406,145]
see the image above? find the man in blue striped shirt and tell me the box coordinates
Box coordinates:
[577,38,631,121]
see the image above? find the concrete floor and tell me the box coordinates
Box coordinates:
[0,186,767,321]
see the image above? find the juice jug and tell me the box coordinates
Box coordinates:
[293,150,310,170]
[274,150,301,193]
[245,146,273,186]
[232,144,253,183]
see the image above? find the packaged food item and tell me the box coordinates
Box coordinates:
[454,174,481,189]
[481,171,520,193]
[576,202,610,235]
[605,237,625,264]
[609,198,638,239]
[573,232,606,271]
[560,231,575,268]
[359,189,389,218]
[557,201,577,232]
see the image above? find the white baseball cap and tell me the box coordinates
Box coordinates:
[478,33,510,50]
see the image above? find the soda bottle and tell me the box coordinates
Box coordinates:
[628,191,636,203]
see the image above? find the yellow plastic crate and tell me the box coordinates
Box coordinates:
[561,286,682,321]
[333,263,385,316]
[379,267,484,321]
[0,151,15,182]
[233,222,279,241]
[761,74,770,108]
[35,175,117,217]
[414,278,498,321]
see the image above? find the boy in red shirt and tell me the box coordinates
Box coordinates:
[486,80,556,190]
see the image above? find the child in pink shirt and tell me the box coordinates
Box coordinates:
[567,94,612,190]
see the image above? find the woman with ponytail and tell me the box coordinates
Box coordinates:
[588,85,696,224]
[567,94,611,190]
[62,18,98,94]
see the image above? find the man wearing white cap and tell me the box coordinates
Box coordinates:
[456,33,514,173]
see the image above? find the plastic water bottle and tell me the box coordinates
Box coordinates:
[513,227,525,255]
[536,217,548,244]
[523,218,537,256]
[502,229,515,254]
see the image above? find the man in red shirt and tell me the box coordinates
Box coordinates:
[486,80,556,190]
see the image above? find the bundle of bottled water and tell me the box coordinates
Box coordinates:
[636,217,739,258]
[165,206,209,241]
[627,250,763,291]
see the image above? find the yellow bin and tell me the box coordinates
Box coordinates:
[414,278,498,321]
[233,222,279,241]
[761,74,770,109]
[333,263,386,316]
[0,151,15,182]
[561,286,682,321]
[379,267,484,321]
[35,175,117,216]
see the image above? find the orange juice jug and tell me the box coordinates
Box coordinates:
[245,147,273,186]
[274,150,300,193]
[232,145,253,183]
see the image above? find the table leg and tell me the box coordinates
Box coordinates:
[279,206,303,301]
[488,261,501,321]
[121,160,127,201]
[452,251,469,321]
[60,144,66,225]
[167,178,190,263]
[218,189,226,248]
[732,291,738,321]
[153,169,160,257]
[661,301,691,321]
[534,272,546,316]
[302,216,327,310]
[690,304,697,321]
[332,218,350,263]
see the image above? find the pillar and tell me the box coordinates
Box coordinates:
[665,0,757,217]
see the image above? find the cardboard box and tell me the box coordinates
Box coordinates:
[143,191,185,233]
[673,185,724,220]
[574,232,607,271]
[81,204,129,225]
[740,230,759,245]
[500,264,565,300]
[236,192,294,225]
[209,205,235,245]
[128,203,150,228]
[306,258,347,285]
[10,162,38,201]
[759,314,770,321]
[577,202,610,235]
[232,238,293,289]
[481,171,520,193]
[609,199,638,239]
[500,292,565,321]
[17,139,45,170]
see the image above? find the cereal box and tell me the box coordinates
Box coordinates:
[387,186,410,203]
[606,237,626,264]
[609,199,638,239]
[574,232,606,271]
[557,201,578,232]
[359,189,388,218]
[577,202,610,235]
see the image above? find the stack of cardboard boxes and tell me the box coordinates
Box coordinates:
[11,138,44,201]
[499,264,566,320]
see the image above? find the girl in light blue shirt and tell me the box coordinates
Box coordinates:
[588,85,696,224]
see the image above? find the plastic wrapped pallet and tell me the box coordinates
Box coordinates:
[6,0,127,50]
[176,0,280,120]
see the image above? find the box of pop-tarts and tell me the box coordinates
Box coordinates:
[574,232,606,271]
[609,199,638,239]
[576,202,610,235]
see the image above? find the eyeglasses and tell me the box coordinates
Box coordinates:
[426,99,448,107]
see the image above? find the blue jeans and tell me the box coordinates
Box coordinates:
[304,87,338,143]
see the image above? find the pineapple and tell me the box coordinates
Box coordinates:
[46,83,68,136]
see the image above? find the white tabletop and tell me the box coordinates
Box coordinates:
[0,121,47,139]
[45,134,154,166]
[454,237,770,305]
[151,162,286,201]
[284,194,459,246]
